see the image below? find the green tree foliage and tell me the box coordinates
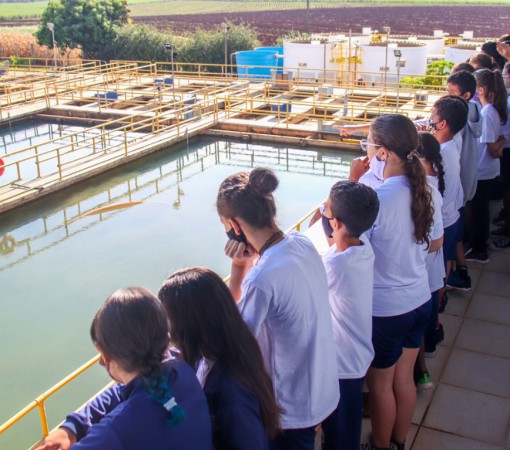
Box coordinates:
[179,23,260,71]
[105,24,179,61]
[35,0,129,59]
[400,60,455,88]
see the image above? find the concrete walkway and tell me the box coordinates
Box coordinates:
[359,236,510,449]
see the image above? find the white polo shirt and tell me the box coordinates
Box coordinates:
[322,240,375,379]
[238,231,339,429]
[440,139,463,228]
[478,103,502,180]
[426,176,445,293]
[368,176,430,317]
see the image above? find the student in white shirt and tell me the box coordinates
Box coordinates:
[351,115,441,450]
[319,180,379,450]
[414,132,446,389]
[467,69,508,262]
[216,168,339,450]
[428,96,467,318]
[446,70,482,291]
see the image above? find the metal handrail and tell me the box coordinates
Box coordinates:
[0,355,100,437]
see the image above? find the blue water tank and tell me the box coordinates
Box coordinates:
[255,47,283,73]
[236,50,279,80]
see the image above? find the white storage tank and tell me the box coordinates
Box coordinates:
[445,44,479,64]
[283,39,339,82]
[390,35,444,56]
[360,42,428,84]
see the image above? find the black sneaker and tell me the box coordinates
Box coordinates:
[492,236,510,250]
[446,269,471,291]
[465,249,490,264]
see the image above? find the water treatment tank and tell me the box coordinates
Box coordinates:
[236,50,279,80]
[444,44,479,64]
[283,40,337,82]
[390,35,444,56]
[360,42,428,84]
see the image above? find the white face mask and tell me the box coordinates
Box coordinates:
[369,153,386,181]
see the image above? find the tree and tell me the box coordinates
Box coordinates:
[179,23,260,71]
[36,0,129,59]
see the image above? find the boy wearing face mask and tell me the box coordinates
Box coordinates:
[429,97,468,281]
[319,181,379,450]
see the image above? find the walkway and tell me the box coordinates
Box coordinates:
[359,233,510,449]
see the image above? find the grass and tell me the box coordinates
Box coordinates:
[0,0,506,19]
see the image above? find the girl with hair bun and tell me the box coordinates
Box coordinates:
[355,115,440,450]
[37,287,213,450]
[216,167,339,450]
[159,266,281,450]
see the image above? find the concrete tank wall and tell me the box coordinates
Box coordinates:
[444,45,479,64]
[360,43,428,84]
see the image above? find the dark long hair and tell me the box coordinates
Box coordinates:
[158,267,281,437]
[91,287,184,426]
[371,114,434,246]
[216,167,278,229]
[474,68,508,125]
[418,132,446,196]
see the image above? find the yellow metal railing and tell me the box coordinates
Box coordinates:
[0,206,322,443]
[0,355,100,437]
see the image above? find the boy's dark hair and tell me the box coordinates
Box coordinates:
[433,96,469,135]
[447,71,477,100]
[329,181,379,238]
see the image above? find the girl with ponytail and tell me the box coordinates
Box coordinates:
[362,115,440,450]
[37,288,213,450]
[466,69,507,260]
[216,167,339,449]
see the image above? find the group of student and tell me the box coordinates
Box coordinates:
[36,34,510,450]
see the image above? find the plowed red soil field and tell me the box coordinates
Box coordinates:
[135,5,510,45]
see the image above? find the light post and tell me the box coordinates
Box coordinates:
[394,49,406,112]
[382,26,390,86]
[47,22,57,72]
[222,23,230,76]
[164,43,177,101]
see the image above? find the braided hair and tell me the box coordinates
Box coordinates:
[91,287,184,426]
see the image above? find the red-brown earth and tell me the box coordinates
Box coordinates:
[134,5,510,46]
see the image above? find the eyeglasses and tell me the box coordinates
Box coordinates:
[360,139,383,152]
[320,205,335,222]
[428,120,442,130]
[497,40,510,47]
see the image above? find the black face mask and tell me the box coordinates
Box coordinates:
[226,227,248,244]
[321,214,334,239]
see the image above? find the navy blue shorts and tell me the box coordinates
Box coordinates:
[371,299,433,369]
[443,218,460,264]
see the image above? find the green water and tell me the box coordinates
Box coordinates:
[0,134,354,449]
